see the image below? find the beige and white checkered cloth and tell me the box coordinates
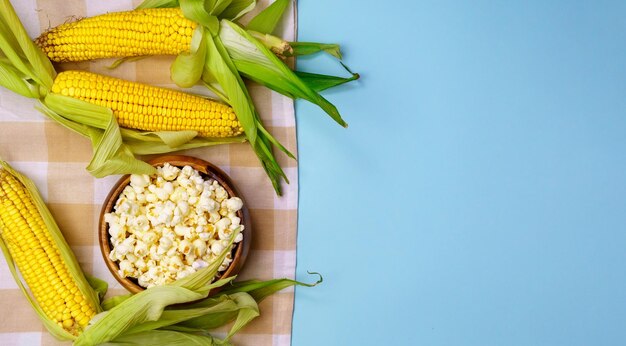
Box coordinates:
[0,1,298,345]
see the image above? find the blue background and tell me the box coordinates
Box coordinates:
[292,1,626,345]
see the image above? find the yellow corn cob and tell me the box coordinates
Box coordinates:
[36,8,196,62]
[0,170,97,335]
[50,70,243,137]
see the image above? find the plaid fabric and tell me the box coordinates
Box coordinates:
[0,1,298,345]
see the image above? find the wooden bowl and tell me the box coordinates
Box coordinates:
[98,155,251,293]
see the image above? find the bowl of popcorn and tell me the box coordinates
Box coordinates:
[99,155,250,293]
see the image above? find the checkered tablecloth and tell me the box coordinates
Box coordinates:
[0,1,298,345]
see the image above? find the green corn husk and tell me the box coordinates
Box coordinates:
[289,42,343,59]
[102,330,229,346]
[295,70,360,92]
[170,273,323,332]
[0,160,105,341]
[166,0,293,192]
[246,0,290,34]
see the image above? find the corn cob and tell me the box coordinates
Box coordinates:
[0,169,98,335]
[51,70,243,137]
[36,8,197,62]
[36,7,292,62]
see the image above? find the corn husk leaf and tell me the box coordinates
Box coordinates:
[167,292,259,337]
[44,93,112,130]
[122,289,240,334]
[0,17,33,81]
[0,0,54,88]
[125,289,258,339]
[219,20,348,127]
[120,130,245,154]
[246,0,289,35]
[220,272,323,302]
[136,0,179,9]
[0,58,40,98]
[37,101,155,177]
[289,42,343,60]
[102,294,132,311]
[100,275,236,311]
[296,70,360,92]
[215,292,259,339]
[174,1,292,194]
[39,100,157,177]
[102,330,227,346]
[171,27,207,88]
[201,29,256,145]
[181,0,220,34]
[76,283,221,346]
[107,56,148,70]
[87,115,159,177]
[0,161,103,341]
[102,275,322,337]
[201,80,229,103]
[218,0,256,21]
[86,274,109,302]
[129,130,199,148]
[162,275,322,336]
[200,26,289,193]
[210,0,233,17]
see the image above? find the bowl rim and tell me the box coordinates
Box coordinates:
[98,154,251,293]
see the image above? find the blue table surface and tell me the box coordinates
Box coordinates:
[291,0,626,345]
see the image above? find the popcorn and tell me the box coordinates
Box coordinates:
[158,236,173,251]
[174,225,193,238]
[192,260,209,270]
[104,163,245,288]
[130,174,150,190]
[218,227,233,241]
[208,211,220,224]
[178,239,193,255]
[142,231,158,244]
[214,184,228,201]
[210,241,225,256]
[234,233,243,243]
[225,197,243,212]
[192,239,207,257]
[214,218,231,232]
[118,260,135,277]
[230,216,241,228]
[198,232,212,241]
[160,164,180,181]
